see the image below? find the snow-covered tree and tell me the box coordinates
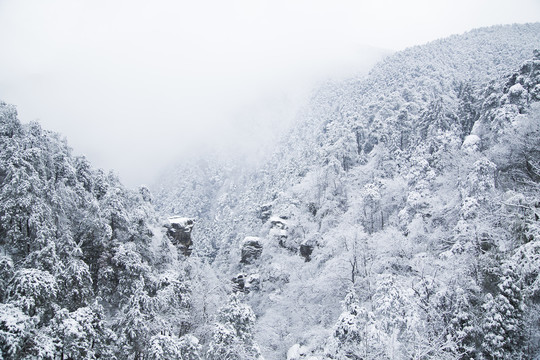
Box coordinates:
[0,303,32,359]
[207,294,262,360]
[149,333,201,360]
[481,265,524,359]
[325,289,382,359]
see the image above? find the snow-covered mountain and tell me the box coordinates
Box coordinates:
[153,23,540,359]
[1,23,540,360]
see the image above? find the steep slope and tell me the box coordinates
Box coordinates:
[1,22,538,360]
[154,23,540,359]
[0,105,245,359]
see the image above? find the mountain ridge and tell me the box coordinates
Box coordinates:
[0,22,539,360]
[153,22,540,359]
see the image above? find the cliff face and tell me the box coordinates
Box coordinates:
[165,216,195,256]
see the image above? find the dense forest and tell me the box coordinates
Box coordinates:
[1,23,540,359]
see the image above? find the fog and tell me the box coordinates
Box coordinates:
[0,0,539,187]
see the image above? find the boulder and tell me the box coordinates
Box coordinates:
[165,216,194,256]
[241,237,263,264]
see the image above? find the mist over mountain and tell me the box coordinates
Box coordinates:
[1,23,540,360]
[154,23,540,359]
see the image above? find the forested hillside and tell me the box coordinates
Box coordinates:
[1,23,540,360]
[154,23,540,359]
[0,104,262,359]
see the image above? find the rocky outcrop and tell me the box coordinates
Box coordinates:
[269,216,289,248]
[300,237,318,262]
[232,273,246,292]
[241,237,263,264]
[165,216,194,256]
[270,215,288,229]
[232,273,260,293]
[299,243,313,262]
[258,203,273,223]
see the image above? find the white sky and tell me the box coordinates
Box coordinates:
[0,0,539,187]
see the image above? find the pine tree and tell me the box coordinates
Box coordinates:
[115,278,153,359]
[325,289,381,359]
[207,294,262,360]
[52,302,112,360]
[6,268,57,321]
[149,333,202,360]
[0,303,31,359]
[481,265,524,359]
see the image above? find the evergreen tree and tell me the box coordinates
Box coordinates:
[481,266,524,359]
[207,294,262,360]
[325,289,381,359]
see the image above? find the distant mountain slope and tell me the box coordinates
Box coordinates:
[266,23,540,190]
[153,23,540,359]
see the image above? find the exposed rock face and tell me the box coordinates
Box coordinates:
[258,203,273,223]
[165,216,194,256]
[241,237,263,264]
[299,243,313,262]
[270,215,288,228]
[232,273,260,293]
[299,236,318,262]
[232,273,246,292]
[247,273,260,292]
[269,216,289,248]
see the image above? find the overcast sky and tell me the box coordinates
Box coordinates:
[0,0,539,188]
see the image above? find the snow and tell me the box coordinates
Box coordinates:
[168,216,194,229]
[269,216,288,226]
[462,134,481,153]
[269,228,288,238]
[0,303,29,330]
[248,273,260,281]
[287,343,308,360]
[242,236,261,245]
[509,83,525,96]
[3,25,540,360]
